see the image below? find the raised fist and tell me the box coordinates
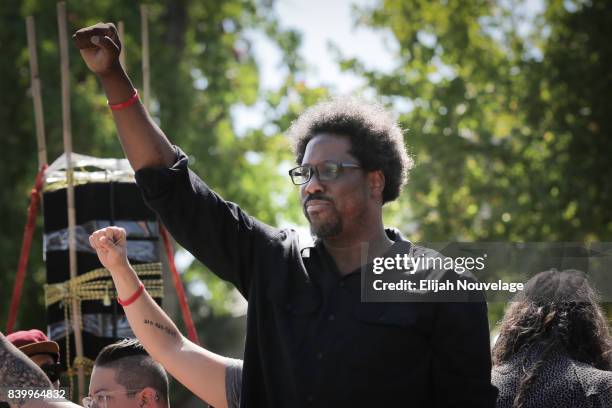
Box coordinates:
[89,226,129,271]
[72,22,122,76]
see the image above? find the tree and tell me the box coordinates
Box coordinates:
[335,0,611,326]
[0,1,309,405]
[339,0,611,243]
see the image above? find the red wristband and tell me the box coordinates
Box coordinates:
[117,281,145,306]
[108,89,139,111]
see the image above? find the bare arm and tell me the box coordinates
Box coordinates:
[0,334,79,408]
[89,227,231,408]
[72,23,175,171]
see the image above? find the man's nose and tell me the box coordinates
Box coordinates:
[302,171,325,196]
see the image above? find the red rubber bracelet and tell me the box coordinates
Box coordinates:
[117,281,145,306]
[108,89,139,111]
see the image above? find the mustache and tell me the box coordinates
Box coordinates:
[303,194,334,207]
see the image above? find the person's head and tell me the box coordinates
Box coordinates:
[288,97,413,239]
[86,339,169,408]
[492,269,612,407]
[6,329,62,389]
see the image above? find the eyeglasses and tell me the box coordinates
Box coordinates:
[82,389,143,408]
[40,362,63,383]
[288,161,361,185]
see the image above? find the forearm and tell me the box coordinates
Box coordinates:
[110,264,183,356]
[0,333,52,407]
[110,265,229,407]
[97,66,176,171]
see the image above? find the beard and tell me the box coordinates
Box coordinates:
[305,206,343,238]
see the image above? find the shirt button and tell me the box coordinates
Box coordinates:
[339,281,346,288]
[307,395,314,404]
[328,314,335,321]
[316,352,323,360]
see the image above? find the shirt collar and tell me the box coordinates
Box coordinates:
[310,227,412,257]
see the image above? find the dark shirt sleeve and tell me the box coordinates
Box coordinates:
[225,358,243,408]
[431,278,498,407]
[134,146,281,298]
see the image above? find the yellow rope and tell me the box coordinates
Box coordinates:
[45,263,164,306]
[66,357,95,377]
[47,262,164,400]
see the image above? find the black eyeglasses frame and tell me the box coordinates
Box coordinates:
[288,161,362,185]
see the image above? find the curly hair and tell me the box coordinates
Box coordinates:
[492,269,612,408]
[287,97,413,204]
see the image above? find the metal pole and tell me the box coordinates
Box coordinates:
[57,1,85,401]
[140,5,150,110]
[26,16,47,168]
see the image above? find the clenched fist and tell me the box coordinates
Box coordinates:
[72,22,122,76]
[89,227,129,271]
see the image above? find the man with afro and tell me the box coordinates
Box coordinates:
[72,22,497,408]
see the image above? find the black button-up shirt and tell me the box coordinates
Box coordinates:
[135,147,498,407]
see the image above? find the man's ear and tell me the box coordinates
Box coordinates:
[139,387,159,407]
[367,170,385,202]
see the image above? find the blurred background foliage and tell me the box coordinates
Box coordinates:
[1,0,610,406]
[352,0,612,244]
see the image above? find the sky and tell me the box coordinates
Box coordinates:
[268,0,398,91]
[230,0,399,137]
[231,0,548,136]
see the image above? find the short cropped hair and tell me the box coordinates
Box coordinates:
[94,338,169,404]
[287,97,413,204]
